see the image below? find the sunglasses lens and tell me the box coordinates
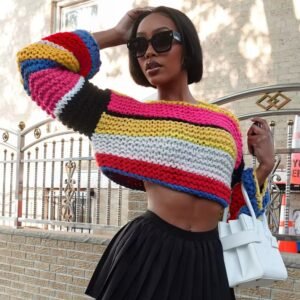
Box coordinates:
[128,37,148,57]
[127,30,176,57]
[152,31,173,53]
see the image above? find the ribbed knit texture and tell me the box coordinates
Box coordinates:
[17,30,268,214]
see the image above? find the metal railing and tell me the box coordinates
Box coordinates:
[0,119,127,233]
[213,83,300,235]
[0,83,300,235]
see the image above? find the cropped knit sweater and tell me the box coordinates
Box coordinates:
[17,30,269,218]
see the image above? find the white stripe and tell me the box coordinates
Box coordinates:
[91,134,234,186]
[53,77,85,117]
[37,40,69,52]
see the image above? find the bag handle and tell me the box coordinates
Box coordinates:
[222,184,257,229]
[241,184,257,221]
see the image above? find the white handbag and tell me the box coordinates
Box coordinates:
[218,184,288,288]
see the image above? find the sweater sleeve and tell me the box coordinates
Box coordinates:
[225,112,270,219]
[16,30,111,137]
[229,161,270,219]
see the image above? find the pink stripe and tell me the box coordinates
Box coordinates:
[29,68,80,117]
[108,92,243,167]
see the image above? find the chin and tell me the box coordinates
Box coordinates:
[147,76,168,88]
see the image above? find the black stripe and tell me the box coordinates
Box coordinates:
[59,81,111,136]
[231,158,245,188]
[106,110,231,134]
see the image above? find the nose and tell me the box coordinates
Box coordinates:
[144,42,157,58]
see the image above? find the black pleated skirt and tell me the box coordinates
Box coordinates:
[86,210,235,300]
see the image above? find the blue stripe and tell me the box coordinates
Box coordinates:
[74,30,101,79]
[101,166,229,207]
[20,59,58,94]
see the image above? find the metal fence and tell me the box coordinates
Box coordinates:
[0,83,300,235]
[212,83,300,236]
[0,119,128,233]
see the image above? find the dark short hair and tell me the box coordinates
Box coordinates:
[128,6,203,87]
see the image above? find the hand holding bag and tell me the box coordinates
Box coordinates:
[218,184,288,288]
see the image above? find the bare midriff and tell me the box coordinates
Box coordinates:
[144,181,224,232]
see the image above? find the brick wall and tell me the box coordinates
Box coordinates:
[127,190,147,221]
[0,226,113,300]
[1,226,300,300]
[235,263,300,300]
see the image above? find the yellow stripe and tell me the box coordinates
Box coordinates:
[253,169,268,210]
[95,113,237,158]
[17,43,80,73]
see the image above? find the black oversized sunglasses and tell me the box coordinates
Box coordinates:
[127,30,182,58]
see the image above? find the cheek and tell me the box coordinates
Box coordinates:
[168,56,183,74]
[169,47,184,69]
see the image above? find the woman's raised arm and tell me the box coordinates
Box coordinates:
[92,7,153,49]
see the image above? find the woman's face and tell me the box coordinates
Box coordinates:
[136,13,186,88]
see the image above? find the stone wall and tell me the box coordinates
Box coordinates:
[0,0,53,129]
[235,264,300,300]
[127,190,147,221]
[187,0,300,101]
[0,226,111,300]
[0,226,300,300]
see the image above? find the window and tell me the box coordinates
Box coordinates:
[52,0,99,32]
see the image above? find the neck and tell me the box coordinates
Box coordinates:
[156,80,197,104]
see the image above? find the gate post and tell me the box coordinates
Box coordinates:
[14,121,25,228]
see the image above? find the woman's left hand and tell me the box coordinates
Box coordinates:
[247,117,275,173]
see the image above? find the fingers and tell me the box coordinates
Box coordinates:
[247,117,274,158]
[250,117,269,130]
[127,7,153,20]
[247,118,271,136]
[115,7,154,42]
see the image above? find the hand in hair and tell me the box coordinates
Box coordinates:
[114,7,153,42]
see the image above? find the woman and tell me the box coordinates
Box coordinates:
[17,6,275,300]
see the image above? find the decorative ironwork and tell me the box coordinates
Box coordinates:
[267,155,282,233]
[2,131,9,142]
[62,161,76,222]
[2,150,7,216]
[18,121,25,130]
[256,92,291,111]
[34,127,41,139]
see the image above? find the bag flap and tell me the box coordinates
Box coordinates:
[220,230,260,250]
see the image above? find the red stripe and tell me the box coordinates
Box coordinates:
[43,32,91,77]
[229,183,244,220]
[281,194,286,205]
[95,153,231,200]
[279,221,294,226]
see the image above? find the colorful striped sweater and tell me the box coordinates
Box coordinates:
[17,30,269,217]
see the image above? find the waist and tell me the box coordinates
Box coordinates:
[143,210,220,240]
[145,181,224,232]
